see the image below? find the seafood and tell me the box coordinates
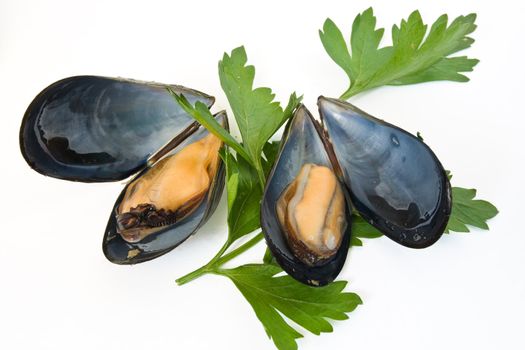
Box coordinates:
[103,112,227,264]
[262,98,451,286]
[116,132,222,243]
[276,163,345,265]
[261,105,352,286]
[19,76,226,264]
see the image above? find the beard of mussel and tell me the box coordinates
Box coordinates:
[116,133,221,243]
[276,163,346,266]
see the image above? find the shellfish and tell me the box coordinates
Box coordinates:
[262,98,451,286]
[318,97,452,248]
[103,112,227,263]
[20,76,226,264]
[261,105,352,286]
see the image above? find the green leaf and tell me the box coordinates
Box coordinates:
[283,92,303,124]
[445,187,498,233]
[219,46,301,185]
[263,248,279,266]
[168,90,252,164]
[223,149,263,242]
[262,140,281,177]
[350,214,383,246]
[219,264,362,350]
[320,8,479,99]
[319,18,354,80]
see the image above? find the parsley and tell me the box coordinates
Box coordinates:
[218,264,361,350]
[319,8,479,99]
[446,187,499,233]
[351,215,383,246]
[219,46,301,186]
[222,150,261,241]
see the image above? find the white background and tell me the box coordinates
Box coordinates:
[1,0,524,349]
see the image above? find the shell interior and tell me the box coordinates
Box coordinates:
[261,105,351,286]
[116,131,222,243]
[276,163,346,265]
[102,112,227,264]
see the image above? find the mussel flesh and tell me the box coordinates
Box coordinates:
[103,112,227,264]
[261,105,352,286]
[116,132,222,243]
[276,163,345,265]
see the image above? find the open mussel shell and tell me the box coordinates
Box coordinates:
[318,97,452,248]
[261,105,352,286]
[103,112,228,264]
[20,76,214,182]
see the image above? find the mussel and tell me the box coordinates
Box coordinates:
[261,106,352,286]
[318,97,452,248]
[20,76,226,264]
[262,98,451,286]
[103,113,227,264]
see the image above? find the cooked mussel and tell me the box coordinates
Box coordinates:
[262,97,451,286]
[276,163,346,265]
[116,130,222,243]
[103,112,227,264]
[261,105,352,286]
[318,97,451,248]
[20,76,225,264]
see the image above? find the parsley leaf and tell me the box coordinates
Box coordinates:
[219,264,362,350]
[219,46,301,185]
[222,149,262,243]
[351,215,383,246]
[445,187,499,233]
[319,8,479,99]
[262,140,281,177]
[263,247,278,266]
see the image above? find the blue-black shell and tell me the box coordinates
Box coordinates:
[319,97,451,248]
[20,76,214,182]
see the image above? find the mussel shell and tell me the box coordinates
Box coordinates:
[20,76,214,182]
[261,105,351,286]
[103,112,228,264]
[318,97,451,248]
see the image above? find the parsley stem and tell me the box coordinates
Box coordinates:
[176,232,264,285]
[254,159,266,192]
[213,232,264,267]
[339,85,362,100]
[175,264,212,286]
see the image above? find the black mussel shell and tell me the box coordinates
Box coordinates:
[261,105,352,286]
[318,97,452,248]
[20,76,214,182]
[103,112,228,264]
